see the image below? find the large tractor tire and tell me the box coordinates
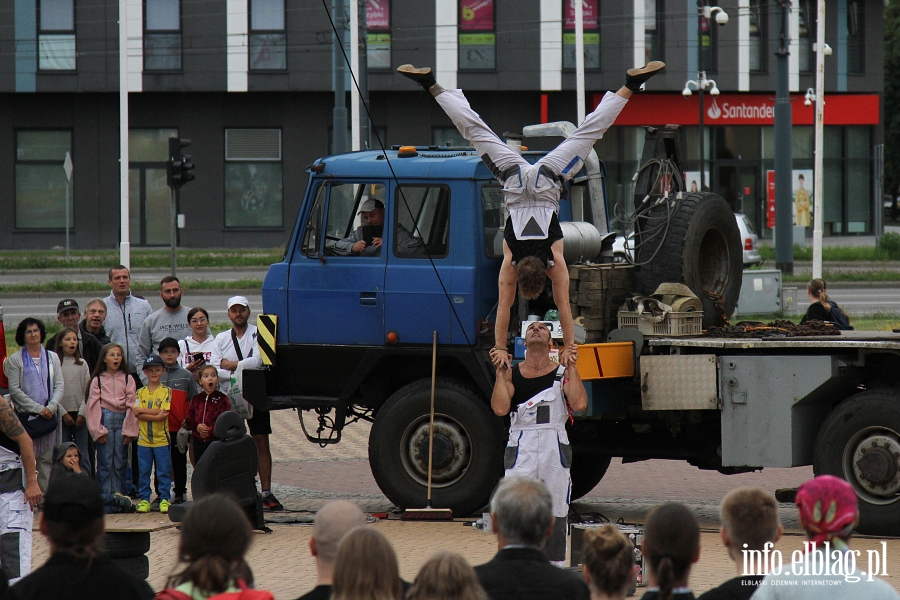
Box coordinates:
[813,389,900,536]
[369,378,507,516]
[634,192,742,328]
[568,422,612,500]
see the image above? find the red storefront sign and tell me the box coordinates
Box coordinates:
[460,0,494,30]
[564,0,599,29]
[367,0,390,30]
[588,93,880,126]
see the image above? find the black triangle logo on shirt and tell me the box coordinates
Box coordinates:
[522,216,543,236]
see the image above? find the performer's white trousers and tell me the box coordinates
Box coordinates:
[0,489,33,584]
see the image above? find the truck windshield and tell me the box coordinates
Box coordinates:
[301,182,387,258]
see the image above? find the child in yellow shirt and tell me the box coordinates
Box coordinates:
[134,355,172,513]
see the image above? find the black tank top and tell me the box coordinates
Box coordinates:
[510,366,558,412]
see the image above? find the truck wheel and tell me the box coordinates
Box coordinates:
[570,452,612,501]
[813,389,900,536]
[635,192,742,327]
[369,378,506,516]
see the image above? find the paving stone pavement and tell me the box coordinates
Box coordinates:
[24,410,900,598]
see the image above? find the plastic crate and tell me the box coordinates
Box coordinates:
[617,310,702,337]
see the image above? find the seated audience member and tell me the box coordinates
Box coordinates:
[50,442,134,513]
[752,475,900,599]
[408,551,488,600]
[295,500,367,600]
[2,475,153,600]
[697,487,782,600]
[640,502,701,600]
[332,527,403,600]
[582,525,636,600]
[157,494,273,600]
[475,476,589,600]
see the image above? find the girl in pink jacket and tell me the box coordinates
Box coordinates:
[86,343,140,508]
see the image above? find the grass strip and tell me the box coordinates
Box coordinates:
[0,249,283,270]
[0,279,263,295]
[781,271,900,283]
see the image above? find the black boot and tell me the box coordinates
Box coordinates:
[625,61,666,92]
[397,64,437,90]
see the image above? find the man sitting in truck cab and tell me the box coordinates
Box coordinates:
[333,199,423,257]
[398,61,665,368]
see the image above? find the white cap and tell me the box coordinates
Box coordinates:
[227,296,250,310]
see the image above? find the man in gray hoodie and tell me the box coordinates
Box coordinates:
[136,276,193,385]
[104,266,152,374]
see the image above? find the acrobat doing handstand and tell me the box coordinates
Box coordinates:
[398,61,665,368]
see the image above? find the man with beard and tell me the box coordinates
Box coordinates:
[80,299,110,346]
[209,296,282,511]
[136,277,193,385]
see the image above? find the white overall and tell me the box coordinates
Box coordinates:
[0,446,32,584]
[435,89,628,241]
[504,365,571,562]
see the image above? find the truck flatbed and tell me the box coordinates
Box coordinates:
[647,330,900,350]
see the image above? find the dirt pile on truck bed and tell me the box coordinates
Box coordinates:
[703,320,838,338]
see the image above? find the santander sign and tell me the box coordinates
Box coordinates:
[707,97,774,121]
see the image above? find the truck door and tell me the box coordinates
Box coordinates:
[384,184,453,344]
[290,182,387,345]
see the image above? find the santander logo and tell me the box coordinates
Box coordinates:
[707,97,774,121]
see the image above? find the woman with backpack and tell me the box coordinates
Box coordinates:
[800,278,853,330]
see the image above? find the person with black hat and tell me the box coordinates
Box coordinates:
[0,391,41,587]
[2,475,154,599]
[45,299,102,373]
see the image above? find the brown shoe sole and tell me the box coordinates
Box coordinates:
[397,64,433,76]
[627,61,666,77]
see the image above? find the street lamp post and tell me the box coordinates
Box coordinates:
[682,3,728,191]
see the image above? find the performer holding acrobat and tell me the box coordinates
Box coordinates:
[398,61,664,369]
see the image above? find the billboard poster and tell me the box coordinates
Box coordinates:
[460,0,494,31]
[793,169,813,227]
[682,171,708,193]
[367,0,390,30]
[564,0,599,29]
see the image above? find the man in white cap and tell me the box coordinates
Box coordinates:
[209,296,282,511]
[333,198,422,256]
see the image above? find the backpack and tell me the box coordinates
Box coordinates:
[828,302,853,331]
[155,580,273,600]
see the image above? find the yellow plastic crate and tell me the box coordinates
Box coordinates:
[576,342,635,380]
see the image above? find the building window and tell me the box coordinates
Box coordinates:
[798,0,812,72]
[367,0,391,69]
[224,129,283,228]
[145,0,181,70]
[700,5,717,73]
[748,0,766,72]
[250,0,286,70]
[38,0,76,70]
[16,130,72,229]
[433,127,468,147]
[459,0,495,70]
[563,0,600,70]
[644,0,663,63]
[847,0,863,74]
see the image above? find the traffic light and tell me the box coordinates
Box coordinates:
[167,138,195,189]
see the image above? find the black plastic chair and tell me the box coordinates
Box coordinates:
[168,411,267,531]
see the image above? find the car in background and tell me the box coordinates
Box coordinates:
[613,212,762,267]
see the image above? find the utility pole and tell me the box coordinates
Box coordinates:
[332,0,348,155]
[774,0,794,275]
[358,0,370,149]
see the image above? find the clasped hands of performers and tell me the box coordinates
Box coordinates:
[490,343,579,370]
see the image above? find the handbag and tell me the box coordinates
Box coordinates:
[17,349,59,439]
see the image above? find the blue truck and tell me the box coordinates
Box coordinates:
[244,129,900,535]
